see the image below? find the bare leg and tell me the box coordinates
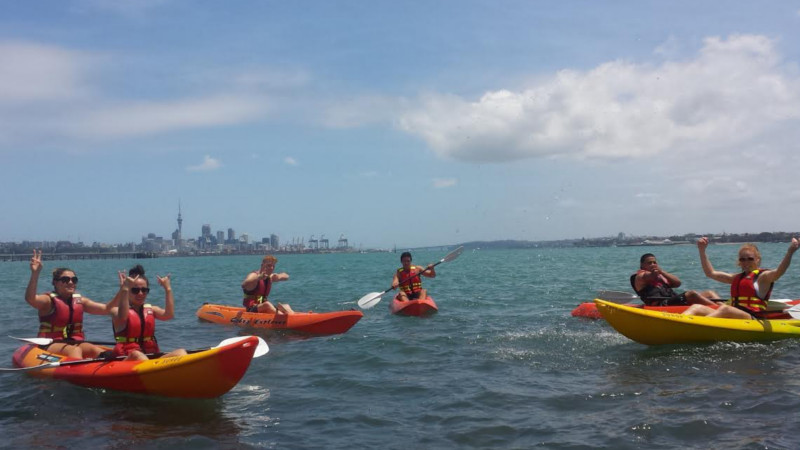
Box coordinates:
[256,301,279,314]
[124,349,149,361]
[418,289,428,300]
[47,343,83,359]
[684,290,717,307]
[277,303,294,315]
[397,291,410,302]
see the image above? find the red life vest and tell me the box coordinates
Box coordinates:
[112,304,159,357]
[730,269,772,312]
[243,275,272,309]
[38,293,85,341]
[397,266,423,295]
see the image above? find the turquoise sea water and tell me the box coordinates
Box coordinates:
[2,244,800,449]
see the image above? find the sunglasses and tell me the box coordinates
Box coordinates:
[131,287,150,294]
[56,276,78,284]
[739,257,756,262]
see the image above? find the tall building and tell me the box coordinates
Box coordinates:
[216,231,225,244]
[202,224,211,238]
[270,234,279,250]
[174,201,183,249]
[227,228,235,243]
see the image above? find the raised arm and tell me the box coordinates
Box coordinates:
[112,274,135,330]
[25,250,52,312]
[759,238,800,284]
[152,274,175,320]
[697,237,735,284]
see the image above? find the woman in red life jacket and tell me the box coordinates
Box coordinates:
[241,255,294,314]
[24,250,111,359]
[110,265,188,361]
[683,237,800,319]
[391,251,436,302]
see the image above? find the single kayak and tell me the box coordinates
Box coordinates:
[390,294,438,317]
[196,303,363,335]
[10,336,260,398]
[572,298,800,320]
[595,299,800,345]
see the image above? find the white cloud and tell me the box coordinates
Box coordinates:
[432,177,457,188]
[284,157,298,166]
[0,41,95,103]
[397,34,800,163]
[186,155,221,172]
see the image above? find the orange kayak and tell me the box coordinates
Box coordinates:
[10,336,260,398]
[390,294,438,316]
[196,303,363,335]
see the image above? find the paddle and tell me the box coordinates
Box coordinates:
[9,336,117,346]
[595,290,640,303]
[785,304,800,319]
[1,336,268,372]
[357,246,464,310]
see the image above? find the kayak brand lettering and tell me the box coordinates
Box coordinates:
[230,317,287,326]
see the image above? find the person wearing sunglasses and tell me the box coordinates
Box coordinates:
[683,236,800,319]
[241,255,294,314]
[631,253,720,307]
[24,250,113,359]
[109,265,187,361]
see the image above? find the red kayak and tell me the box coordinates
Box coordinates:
[390,294,438,317]
[196,303,363,335]
[572,299,800,319]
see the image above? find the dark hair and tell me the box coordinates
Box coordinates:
[400,252,412,261]
[52,267,74,281]
[640,253,655,264]
[129,264,149,285]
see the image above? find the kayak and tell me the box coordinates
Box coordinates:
[571,301,688,319]
[572,298,800,320]
[390,294,438,317]
[196,303,363,335]
[11,336,260,398]
[595,299,800,345]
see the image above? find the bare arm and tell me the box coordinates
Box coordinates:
[242,271,264,291]
[759,238,800,284]
[421,264,436,278]
[112,275,136,330]
[25,250,52,312]
[271,272,290,283]
[697,237,735,284]
[391,271,400,289]
[152,275,174,320]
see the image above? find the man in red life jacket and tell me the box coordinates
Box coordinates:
[392,252,436,301]
[632,253,719,307]
[242,255,294,314]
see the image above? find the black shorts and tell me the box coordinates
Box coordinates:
[407,292,422,300]
[643,292,687,307]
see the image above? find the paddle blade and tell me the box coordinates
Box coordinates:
[596,290,640,303]
[215,336,269,358]
[786,304,800,320]
[442,246,464,263]
[9,336,54,346]
[357,292,383,310]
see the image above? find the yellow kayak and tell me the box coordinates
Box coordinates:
[594,299,800,345]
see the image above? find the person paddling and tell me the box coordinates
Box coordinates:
[24,250,113,359]
[683,237,800,319]
[392,252,436,302]
[109,265,188,361]
[241,255,294,314]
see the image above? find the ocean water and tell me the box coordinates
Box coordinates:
[2,244,800,449]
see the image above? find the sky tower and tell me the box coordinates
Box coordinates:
[177,200,183,247]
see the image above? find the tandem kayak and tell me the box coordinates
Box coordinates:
[573,298,800,320]
[390,294,438,317]
[196,303,363,335]
[10,336,261,398]
[595,299,800,345]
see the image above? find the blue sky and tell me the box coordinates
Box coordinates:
[3,1,800,249]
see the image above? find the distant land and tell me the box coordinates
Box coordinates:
[3,231,799,261]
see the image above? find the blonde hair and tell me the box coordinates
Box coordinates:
[737,243,761,267]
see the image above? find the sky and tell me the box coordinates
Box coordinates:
[3,1,800,249]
